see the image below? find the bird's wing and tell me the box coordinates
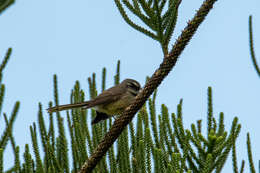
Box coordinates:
[83,85,124,109]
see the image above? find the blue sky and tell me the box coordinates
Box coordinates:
[0,0,260,171]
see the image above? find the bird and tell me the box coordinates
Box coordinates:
[47,79,141,124]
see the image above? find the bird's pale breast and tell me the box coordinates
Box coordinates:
[96,93,136,116]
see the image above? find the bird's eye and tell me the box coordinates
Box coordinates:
[127,82,140,91]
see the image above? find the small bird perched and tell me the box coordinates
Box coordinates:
[47,79,141,124]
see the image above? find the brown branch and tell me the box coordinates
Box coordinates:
[79,0,218,172]
[0,0,15,15]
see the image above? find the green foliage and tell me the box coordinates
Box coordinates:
[0,0,17,159]
[246,133,256,173]
[0,102,19,150]
[114,0,181,54]
[0,148,3,173]
[0,47,256,173]
[2,61,248,173]
[0,48,21,172]
[0,1,257,173]
[246,15,260,173]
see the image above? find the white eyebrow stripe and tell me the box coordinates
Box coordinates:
[131,81,140,87]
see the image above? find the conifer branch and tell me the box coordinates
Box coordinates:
[0,48,12,74]
[0,102,19,150]
[207,87,213,136]
[138,0,155,19]
[148,98,160,148]
[79,0,218,172]
[249,15,260,77]
[14,146,21,173]
[114,0,182,55]
[0,149,3,173]
[53,75,70,173]
[239,160,245,173]
[247,133,256,173]
[30,123,44,173]
[3,113,17,160]
[23,144,33,173]
[0,0,15,15]
[162,0,180,51]
[101,68,106,92]
[114,0,158,41]
[0,85,5,115]
[232,126,238,173]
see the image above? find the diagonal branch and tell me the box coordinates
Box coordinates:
[0,0,15,15]
[79,0,218,172]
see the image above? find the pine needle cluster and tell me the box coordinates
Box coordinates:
[114,0,181,54]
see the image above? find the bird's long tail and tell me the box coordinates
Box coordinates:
[47,101,90,113]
